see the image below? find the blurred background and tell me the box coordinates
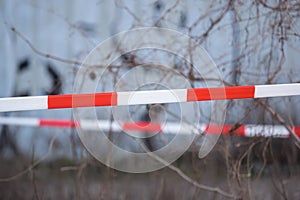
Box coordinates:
[0,0,300,199]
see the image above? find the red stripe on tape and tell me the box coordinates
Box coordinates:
[48,92,117,109]
[39,119,77,127]
[187,86,255,101]
[205,124,245,136]
[122,122,162,132]
[292,127,300,137]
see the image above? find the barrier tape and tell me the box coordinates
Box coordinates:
[0,116,299,138]
[0,83,299,112]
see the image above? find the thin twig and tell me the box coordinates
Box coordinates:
[4,22,122,69]
[136,139,239,199]
[0,135,57,182]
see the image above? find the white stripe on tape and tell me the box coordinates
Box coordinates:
[0,96,48,112]
[79,120,122,132]
[117,89,187,105]
[255,83,300,98]
[244,125,289,137]
[0,116,39,126]
[162,123,206,135]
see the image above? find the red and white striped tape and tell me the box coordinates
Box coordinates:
[0,116,299,138]
[0,83,300,112]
